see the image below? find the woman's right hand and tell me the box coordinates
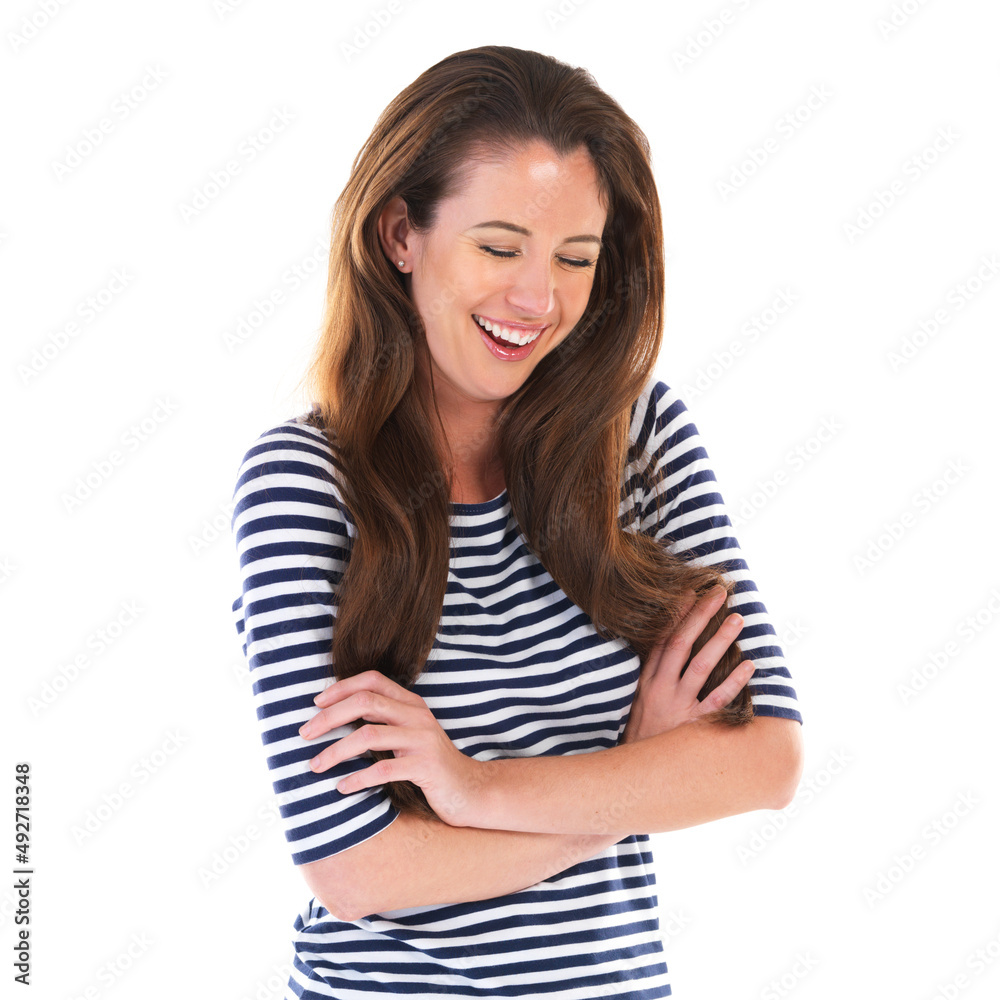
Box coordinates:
[620,585,756,744]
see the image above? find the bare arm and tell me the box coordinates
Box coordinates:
[469,715,804,836]
[302,808,625,923]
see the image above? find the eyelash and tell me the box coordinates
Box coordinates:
[477,245,596,269]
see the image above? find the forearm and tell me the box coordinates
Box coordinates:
[346,809,624,921]
[471,716,803,837]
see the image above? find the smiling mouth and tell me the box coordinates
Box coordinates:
[472,313,547,347]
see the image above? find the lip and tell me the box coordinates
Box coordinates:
[473,313,541,361]
[472,312,549,333]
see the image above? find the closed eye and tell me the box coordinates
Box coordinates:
[478,245,596,269]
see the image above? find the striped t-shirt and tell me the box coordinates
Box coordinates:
[230,376,802,1000]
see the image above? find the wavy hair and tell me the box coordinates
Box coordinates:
[298,45,752,819]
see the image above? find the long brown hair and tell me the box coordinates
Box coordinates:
[298,45,752,819]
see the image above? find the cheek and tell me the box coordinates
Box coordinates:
[546,289,594,349]
[544,327,574,355]
[456,266,497,307]
[564,283,595,322]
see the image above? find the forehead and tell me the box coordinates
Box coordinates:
[440,141,608,224]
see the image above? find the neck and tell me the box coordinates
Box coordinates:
[413,345,504,500]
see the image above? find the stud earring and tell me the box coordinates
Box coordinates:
[397,260,405,268]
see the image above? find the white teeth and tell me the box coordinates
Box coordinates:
[474,314,541,347]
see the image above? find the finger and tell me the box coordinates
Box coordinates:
[313,668,425,709]
[308,722,420,773]
[334,754,408,794]
[669,590,700,629]
[654,585,729,676]
[679,588,700,613]
[670,586,729,649]
[643,589,704,683]
[694,659,757,716]
[300,690,426,740]
[677,611,745,697]
[651,590,699,652]
[313,669,426,708]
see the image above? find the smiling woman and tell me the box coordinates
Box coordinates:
[375,138,608,476]
[230,43,802,1000]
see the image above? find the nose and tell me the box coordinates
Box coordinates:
[505,253,556,320]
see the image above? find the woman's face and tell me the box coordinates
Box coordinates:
[391,139,608,409]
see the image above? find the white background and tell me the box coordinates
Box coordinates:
[4,1,999,998]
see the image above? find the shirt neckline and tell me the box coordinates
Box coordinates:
[449,487,509,513]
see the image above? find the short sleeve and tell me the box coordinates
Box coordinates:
[230,419,400,865]
[625,380,803,724]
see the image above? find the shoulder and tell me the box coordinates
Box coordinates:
[231,413,351,522]
[627,374,695,457]
[235,412,337,479]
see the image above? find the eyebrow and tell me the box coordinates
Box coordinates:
[468,220,603,248]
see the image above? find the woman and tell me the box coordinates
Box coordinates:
[231,45,803,999]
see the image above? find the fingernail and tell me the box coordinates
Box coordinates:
[299,722,314,738]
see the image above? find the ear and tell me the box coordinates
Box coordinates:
[377,196,415,268]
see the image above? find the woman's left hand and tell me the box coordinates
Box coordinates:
[621,586,754,744]
[299,669,484,827]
